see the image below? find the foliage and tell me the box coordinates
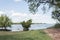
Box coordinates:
[0,30,52,40]
[53,23,60,28]
[25,0,60,22]
[52,10,60,21]
[0,15,12,30]
[25,0,59,14]
[52,0,60,22]
[25,0,40,14]
[21,19,32,31]
[51,23,60,28]
[25,0,60,11]
[48,23,60,29]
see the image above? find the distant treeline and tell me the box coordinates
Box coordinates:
[12,23,46,24]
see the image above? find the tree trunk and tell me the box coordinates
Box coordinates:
[23,27,29,31]
[4,27,7,31]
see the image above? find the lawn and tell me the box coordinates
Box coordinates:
[0,30,52,40]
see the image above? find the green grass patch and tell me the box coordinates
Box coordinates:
[0,30,52,40]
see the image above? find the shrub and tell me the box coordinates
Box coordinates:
[47,23,60,29]
[21,19,32,31]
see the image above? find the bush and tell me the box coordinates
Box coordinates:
[47,23,60,29]
[53,23,60,28]
[21,19,32,31]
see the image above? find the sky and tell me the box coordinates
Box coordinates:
[0,0,56,24]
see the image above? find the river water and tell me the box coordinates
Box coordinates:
[6,24,54,31]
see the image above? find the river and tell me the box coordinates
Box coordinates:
[6,24,55,31]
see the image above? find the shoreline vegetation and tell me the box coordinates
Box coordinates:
[11,22,54,24]
[47,23,60,29]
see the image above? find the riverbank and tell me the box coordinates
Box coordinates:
[44,28,60,40]
[1,28,60,40]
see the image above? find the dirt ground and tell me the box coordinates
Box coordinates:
[44,29,60,40]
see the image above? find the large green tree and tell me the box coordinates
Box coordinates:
[0,15,12,30]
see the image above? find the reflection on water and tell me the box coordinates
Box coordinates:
[7,24,54,31]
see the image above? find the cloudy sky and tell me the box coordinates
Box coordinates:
[0,0,56,24]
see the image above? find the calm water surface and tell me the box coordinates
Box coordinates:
[7,24,54,31]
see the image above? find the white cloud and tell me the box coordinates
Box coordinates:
[14,0,22,2]
[9,10,56,24]
[0,11,5,14]
[0,10,56,24]
[0,11,5,16]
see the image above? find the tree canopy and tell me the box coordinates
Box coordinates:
[0,15,12,30]
[25,0,57,13]
[25,0,60,22]
[21,19,32,31]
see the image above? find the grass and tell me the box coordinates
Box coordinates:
[0,30,52,40]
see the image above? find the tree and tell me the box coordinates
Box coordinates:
[0,15,12,30]
[25,0,56,14]
[52,10,60,22]
[52,0,60,22]
[25,0,60,22]
[21,19,32,31]
[25,0,60,13]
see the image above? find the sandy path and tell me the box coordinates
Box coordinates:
[44,29,60,40]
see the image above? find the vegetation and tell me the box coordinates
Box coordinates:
[51,0,60,22]
[53,23,60,28]
[0,30,52,40]
[52,10,60,21]
[25,0,60,22]
[25,0,59,13]
[21,19,32,31]
[0,15,12,31]
[25,0,60,28]
[48,23,60,29]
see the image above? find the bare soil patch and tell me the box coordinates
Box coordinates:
[44,29,60,40]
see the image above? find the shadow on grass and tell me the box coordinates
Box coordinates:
[0,29,11,31]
